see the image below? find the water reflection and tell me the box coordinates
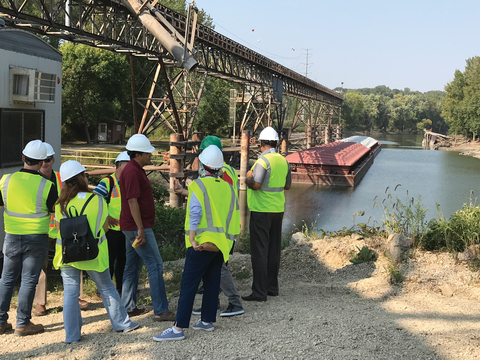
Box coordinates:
[238,134,480,235]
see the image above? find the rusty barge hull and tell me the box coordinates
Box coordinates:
[286,137,381,187]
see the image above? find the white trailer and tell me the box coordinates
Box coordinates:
[0,26,62,251]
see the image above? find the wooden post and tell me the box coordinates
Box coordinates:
[336,123,342,140]
[306,124,312,148]
[239,130,250,191]
[192,131,204,171]
[239,187,248,234]
[169,133,184,208]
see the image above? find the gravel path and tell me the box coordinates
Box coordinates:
[2,234,480,359]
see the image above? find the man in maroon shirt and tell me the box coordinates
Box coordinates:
[119,134,175,321]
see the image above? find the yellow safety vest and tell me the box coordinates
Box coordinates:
[222,163,239,194]
[0,172,53,235]
[247,152,289,213]
[48,171,62,238]
[53,193,109,271]
[103,174,121,231]
[185,177,240,262]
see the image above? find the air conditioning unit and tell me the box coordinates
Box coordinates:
[10,66,35,103]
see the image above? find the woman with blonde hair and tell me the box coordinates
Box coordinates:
[53,160,139,343]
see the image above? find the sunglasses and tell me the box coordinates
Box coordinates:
[44,156,54,163]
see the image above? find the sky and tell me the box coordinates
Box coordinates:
[193,0,480,93]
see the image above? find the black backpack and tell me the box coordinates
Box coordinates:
[60,194,99,264]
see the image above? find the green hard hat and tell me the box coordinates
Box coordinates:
[199,136,223,151]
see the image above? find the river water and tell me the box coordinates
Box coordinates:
[280,134,480,234]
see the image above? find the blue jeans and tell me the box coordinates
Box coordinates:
[176,248,223,328]
[0,234,48,327]
[61,266,133,343]
[121,228,169,314]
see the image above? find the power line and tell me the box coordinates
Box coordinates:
[211,21,299,60]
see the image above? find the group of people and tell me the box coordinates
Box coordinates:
[0,126,291,343]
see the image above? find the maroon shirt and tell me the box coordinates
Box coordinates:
[119,159,155,231]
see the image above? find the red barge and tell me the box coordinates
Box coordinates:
[285,136,381,187]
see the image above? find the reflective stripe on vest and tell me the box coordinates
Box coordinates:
[258,155,285,193]
[107,174,121,230]
[56,171,63,190]
[56,194,107,246]
[49,171,63,235]
[185,179,236,241]
[3,174,49,218]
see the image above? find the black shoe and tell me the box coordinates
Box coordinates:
[220,304,245,317]
[241,294,267,302]
[267,291,278,296]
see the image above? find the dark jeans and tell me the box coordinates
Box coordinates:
[0,234,48,327]
[106,229,126,293]
[176,247,223,328]
[249,211,284,299]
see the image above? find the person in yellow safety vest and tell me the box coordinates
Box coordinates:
[242,127,292,302]
[173,135,244,317]
[33,142,88,316]
[0,140,57,336]
[93,151,130,296]
[154,145,240,341]
[53,160,139,343]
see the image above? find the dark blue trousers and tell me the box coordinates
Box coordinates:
[175,247,223,328]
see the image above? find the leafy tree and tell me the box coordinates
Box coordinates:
[342,92,364,129]
[61,43,130,143]
[442,68,468,137]
[195,78,232,137]
[363,94,379,131]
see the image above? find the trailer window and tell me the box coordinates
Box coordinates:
[0,109,45,168]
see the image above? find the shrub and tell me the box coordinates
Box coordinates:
[152,184,187,261]
[349,246,376,264]
[419,202,480,252]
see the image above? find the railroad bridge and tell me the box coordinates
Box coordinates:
[0,0,344,204]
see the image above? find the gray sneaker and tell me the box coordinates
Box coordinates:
[220,304,244,317]
[192,302,220,315]
[192,320,214,331]
[153,327,185,341]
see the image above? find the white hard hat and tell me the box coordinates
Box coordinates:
[198,145,224,169]
[23,140,47,160]
[115,151,130,163]
[43,142,55,156]
[126,134,155,153]
[60,160,86,182]
[258,127,279,141]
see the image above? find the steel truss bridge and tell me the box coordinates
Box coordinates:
[0,0,344,144]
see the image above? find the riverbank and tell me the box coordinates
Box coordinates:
[440,136,480,160]
[2,233,480,359]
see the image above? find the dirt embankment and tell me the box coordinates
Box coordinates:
[2,234,480,359]
[440,137,480,160]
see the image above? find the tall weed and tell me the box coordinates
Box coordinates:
[419,195,480,252]
[374,185,429,244]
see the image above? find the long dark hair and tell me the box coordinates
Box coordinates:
[56,173,91,216]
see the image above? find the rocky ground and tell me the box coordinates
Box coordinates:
[2,233,480,359]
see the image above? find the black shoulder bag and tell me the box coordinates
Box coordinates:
[60,194,99,264]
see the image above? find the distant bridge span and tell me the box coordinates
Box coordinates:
[0,0,343,140]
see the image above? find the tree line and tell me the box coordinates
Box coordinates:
[336,86,448,134]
